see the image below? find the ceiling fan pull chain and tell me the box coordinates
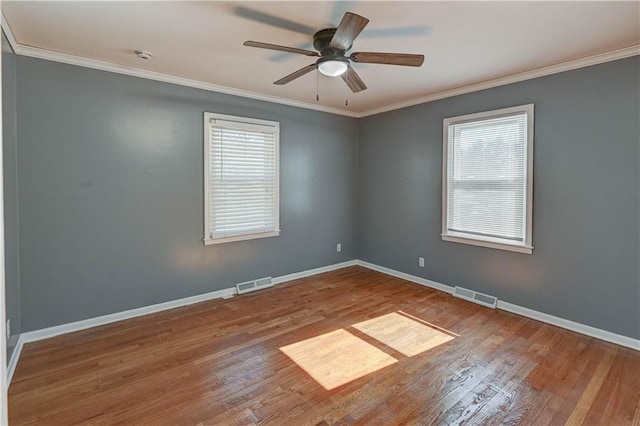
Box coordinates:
[345,70,349,107]
[316,70,320,102]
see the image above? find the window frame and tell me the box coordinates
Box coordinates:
[203,112,280,246]
[441,104,534,254]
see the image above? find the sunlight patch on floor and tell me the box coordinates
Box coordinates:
[352,312,455,357]
[279,329,397,390]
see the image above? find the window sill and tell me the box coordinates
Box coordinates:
[441,234,533,254]
[204,230,280,246]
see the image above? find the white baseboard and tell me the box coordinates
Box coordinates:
[496,300,640,351]
[7,334,23,386]
[355,260,640,351]
[20,260,358,345]
[271,260,358,285]
[8,258,638,386]
[356,260,455,294]
[21,286,236,344]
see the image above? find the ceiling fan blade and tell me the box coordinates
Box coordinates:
[244,41,319,57]
[330,12,370,51]
[350,52,424,67]
[274,64,317,85]
[341,65,367,93]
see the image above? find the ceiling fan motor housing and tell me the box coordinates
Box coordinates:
[313,28,350,55]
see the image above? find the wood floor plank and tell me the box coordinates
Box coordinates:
[8,266,639,425]
[565,348,617,425]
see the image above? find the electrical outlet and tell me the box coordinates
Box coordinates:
[6,319,10,339]
[336,243,342,252]
[419,257,425,267]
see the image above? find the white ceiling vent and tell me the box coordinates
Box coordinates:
[236,277,273,295]
[452,286,498,309]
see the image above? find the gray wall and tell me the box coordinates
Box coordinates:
[359,56,640,339]
[2,32,21,359]
[11,54,640,340]
[16,56,359,331]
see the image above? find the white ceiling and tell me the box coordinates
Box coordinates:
[3,1,640,114]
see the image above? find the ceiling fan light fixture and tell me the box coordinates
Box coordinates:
[318,59,348,77]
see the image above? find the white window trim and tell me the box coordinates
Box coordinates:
[203,112,280,246]
[441,104,534,254]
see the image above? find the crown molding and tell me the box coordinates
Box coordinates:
[2,12,638,119]
[14,44,361,118]
[1,13,19,54]
[1,14,358,118]
[360,44,640,117]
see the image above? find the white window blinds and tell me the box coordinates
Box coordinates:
[204,114,279,244]
[443,105,533,253]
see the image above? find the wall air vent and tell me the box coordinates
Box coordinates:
[236,277,274,295]
[452,286,498,309]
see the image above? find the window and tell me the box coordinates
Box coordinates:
[204,113,280,245]
[442,104,534,254]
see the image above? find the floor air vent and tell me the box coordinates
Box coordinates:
[236,277,274,295]
[452,286,498,309]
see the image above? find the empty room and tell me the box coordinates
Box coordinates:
[0,1,638,424]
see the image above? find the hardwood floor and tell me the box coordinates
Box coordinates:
[8,266,640,425]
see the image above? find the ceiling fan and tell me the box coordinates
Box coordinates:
[243,12,425,93]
